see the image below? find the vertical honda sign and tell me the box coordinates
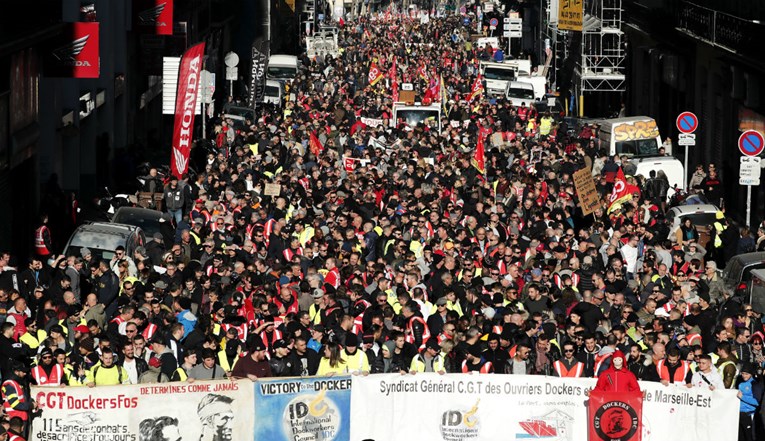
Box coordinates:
[249,38,270,107]
[45,22,100,78]
[170,42,205,179]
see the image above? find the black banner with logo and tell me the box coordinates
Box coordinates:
[249,38,270,107]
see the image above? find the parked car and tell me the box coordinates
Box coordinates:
[112,207,175,245]
[723,252,765,297]
[63,222,146,261]
[666,204,721,249]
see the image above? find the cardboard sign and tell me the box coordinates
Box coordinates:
[573,168,600,215]
[264,183,281,196]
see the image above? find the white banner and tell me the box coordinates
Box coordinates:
[32,380,254,440]
[350,374,738,441]
[361,117,385,128]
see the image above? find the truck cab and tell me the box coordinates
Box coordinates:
[480,61,516,97]
[267,55,299,84]
[391,103,441,132]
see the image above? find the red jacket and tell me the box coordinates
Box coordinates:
[593,366,640,392]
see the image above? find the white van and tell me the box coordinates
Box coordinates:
[391,103,441,132]
[267,55,299,83]
[505,81,536,107]
[481,62,516,97]
[262,80,284,107]
[597,116,667,156]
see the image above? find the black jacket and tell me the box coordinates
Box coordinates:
[288,348,320,376]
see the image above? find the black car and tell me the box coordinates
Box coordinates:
[112,207,176,245]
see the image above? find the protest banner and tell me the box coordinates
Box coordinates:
[254,376,352,441]
[573,167,601,215]
[350,374,738,441]
[31,380,254,440]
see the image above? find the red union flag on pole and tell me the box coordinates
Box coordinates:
[469,74,484,102]
[170,42,205,179]
[472,132,486,174]
[588,390,643,441]
[309,131,324,157]
[607,167,640,213]
[368,63,384,86]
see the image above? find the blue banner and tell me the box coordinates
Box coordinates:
[254,376,352,441]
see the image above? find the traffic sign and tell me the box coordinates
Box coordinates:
[739,130,765,157]
[503,31,511,37]
[224,52,239,67]
[676,111,698,134]
[740,156,761,184]
[678,133,696,146]
[489,18,499,27]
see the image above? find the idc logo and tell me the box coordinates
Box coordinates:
[439,399,481,441]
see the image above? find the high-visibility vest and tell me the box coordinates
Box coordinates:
[461,360,493,373]
[657,359,690,384]
[143,323,158,341]
[218,350,236,372]
[593,353,612,377]
[717,360,738,385]
[713,222,724,248]
[309,304,322,324]
[174,367,188,382]
[8,432,23,441]
[34,225,50,255]
[2,379,28,421]
[223,323,248,341]
[553,359,584,377]
[31,364,64,386]
[405,316,431,350]
[19,329,47,350]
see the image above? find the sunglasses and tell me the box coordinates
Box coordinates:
[563,349,575,353]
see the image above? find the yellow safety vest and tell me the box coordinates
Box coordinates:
[19,330,47,350]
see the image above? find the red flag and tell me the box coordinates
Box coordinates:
[388,57,397,80]
[170,42,205,179]
[368,63,384,86]
[588,390,642,441]
[417,65,428,81]
[309,131,324,156]
[392,79,399,102]
[469,73,484,102]
[472,132,486,174]
[338,17,345,26]
[608,167,640,213]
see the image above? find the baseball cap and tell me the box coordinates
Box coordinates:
[149,357,162,368]
[312,289,325,299]
[273,339,289,350]
[74,324,90,334]
[436,297,448,306]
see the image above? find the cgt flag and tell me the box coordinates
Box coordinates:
[469,74,484,102]
[170,42,206,179]
[368,63,384,86]
[588,390,642,441]
[472,132,486,174]
[607,167,640,214]
[133,0,174,35]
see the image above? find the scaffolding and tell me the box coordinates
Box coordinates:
[574,0,626,93]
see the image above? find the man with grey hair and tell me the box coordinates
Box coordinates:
[702,260,725,303]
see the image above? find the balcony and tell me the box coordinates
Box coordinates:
[675,1,764,59]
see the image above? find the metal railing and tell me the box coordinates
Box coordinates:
[676,1,762,57]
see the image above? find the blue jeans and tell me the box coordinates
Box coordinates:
[168,209,182,224]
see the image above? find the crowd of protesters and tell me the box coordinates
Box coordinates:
[2,8,765,441]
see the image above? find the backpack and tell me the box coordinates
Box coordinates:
[92,365,123,384]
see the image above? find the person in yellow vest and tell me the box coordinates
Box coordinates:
[539,112,554,137]
[715,342,738,389]
[85,348,129,386]
[340,334,370,374]
[410,339,446,373]
[308,289,324,325]
[172,349,197,382]
[316,344,347,376]
[18,318,46,351]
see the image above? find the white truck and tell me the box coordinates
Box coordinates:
[391,103,441,132]
[597,116,684,199]
[306,31,338,59]
[267,54,299,83]
[481,61,517,97]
